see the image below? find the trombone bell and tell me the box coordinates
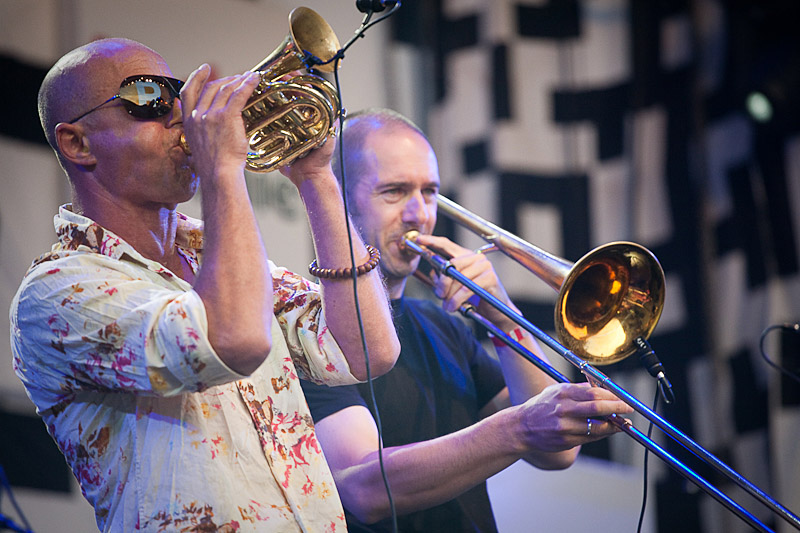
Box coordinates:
[435,194,665,365]
[557,242,664,364]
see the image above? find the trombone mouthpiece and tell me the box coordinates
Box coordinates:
[401,230,420,251]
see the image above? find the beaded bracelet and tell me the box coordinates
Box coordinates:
[308,245,381,280]
[486,326,526,348]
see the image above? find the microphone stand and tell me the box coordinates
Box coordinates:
[405,238,800,532]
[0,515,32,533]
[0,466,33,533]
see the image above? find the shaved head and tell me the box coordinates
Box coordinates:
[38,38,164,162]
[333,108,429,211]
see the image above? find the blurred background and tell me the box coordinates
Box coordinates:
[1,1,798,532]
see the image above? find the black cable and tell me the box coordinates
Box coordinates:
[332,63,397,533]
[759,323,800,385]
[304,3,401,73]
[636,387,660,533]
[326,7,401,530]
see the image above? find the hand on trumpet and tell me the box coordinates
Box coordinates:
[411,233,520,330]
[277,75,338,188]
[179,64,261,178]
[278,129,337,188]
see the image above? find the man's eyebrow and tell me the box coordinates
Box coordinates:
[374,179,440,191]
[375,180,410,189]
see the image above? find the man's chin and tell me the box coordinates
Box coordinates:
[176,172,199,199]
[381,257,420,280]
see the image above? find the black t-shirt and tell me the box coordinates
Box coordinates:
[301,297,506,532]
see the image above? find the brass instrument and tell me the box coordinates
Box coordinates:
[401,194,800,532]
[181,7,341,172]
[434,194,665,365]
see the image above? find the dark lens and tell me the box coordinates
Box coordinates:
[118,78,174,119]
[162,77,185,97]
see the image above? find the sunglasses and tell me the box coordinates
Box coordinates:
[67,74,185,124]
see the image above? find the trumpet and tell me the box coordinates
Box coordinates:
[181,7,341,172]
[401,194,800,532]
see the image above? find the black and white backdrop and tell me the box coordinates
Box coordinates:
[1,1,798,532]
[388,1,800,532]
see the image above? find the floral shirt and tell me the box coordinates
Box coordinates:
[10,205,357,532]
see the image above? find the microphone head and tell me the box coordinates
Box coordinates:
[355,0,397,13]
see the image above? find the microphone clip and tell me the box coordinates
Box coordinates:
[634,336,675,404]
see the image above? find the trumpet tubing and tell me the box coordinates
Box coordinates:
[180,7,341,172]
[243,75,338,172]
[243,7,341,173]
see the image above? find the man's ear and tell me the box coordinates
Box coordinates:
[54,123,97,167]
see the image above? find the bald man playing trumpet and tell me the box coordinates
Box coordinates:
[12,39,400,532]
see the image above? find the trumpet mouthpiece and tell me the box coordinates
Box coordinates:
[179,133,191,155]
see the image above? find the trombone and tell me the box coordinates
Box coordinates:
[401,194,800,532]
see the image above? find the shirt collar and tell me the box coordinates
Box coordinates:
[30,204,204,271]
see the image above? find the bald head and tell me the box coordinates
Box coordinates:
[333,108,430,208]
[38,38,164,159]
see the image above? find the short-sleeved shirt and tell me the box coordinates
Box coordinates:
[10,205,358,532]
[301,297,506,532]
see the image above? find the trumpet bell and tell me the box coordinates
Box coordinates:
[252,7,340,76]
[177,7,341,171]
[557,242,665,365]
[245,7,341,172]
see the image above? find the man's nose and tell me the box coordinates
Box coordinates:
[167,98,183,127]
[402,193,432,226]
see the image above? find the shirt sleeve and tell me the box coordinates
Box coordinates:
[299,379,367,422]
[270,264,360,387]
[10,253,246,410]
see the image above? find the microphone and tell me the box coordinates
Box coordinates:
[634,336,675,404]
[356,0,398,13]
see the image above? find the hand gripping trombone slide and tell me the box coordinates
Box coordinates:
[400,194,800,532]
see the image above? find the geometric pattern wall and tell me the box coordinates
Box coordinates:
[391,1,800,531]
[1,2,797,532]
[0,53,68,495]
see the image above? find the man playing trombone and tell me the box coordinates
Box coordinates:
[300,108,635,532]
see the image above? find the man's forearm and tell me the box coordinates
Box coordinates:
[181,68,273,375]
[194,164,273,375]
[333,406,529,524]
[491,331,580,469]
[297,175,400,379]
